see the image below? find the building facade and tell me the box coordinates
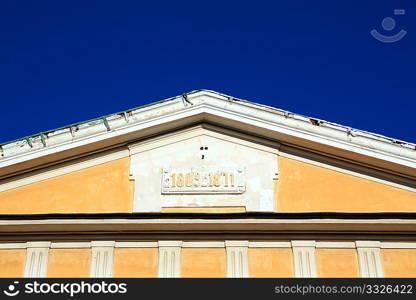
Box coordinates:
[0,90,415,278]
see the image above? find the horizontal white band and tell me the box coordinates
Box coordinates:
[249,241,291,248]
[115,242,158,248]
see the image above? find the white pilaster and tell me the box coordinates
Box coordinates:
[24,242,51,278]
[225,241,249,278]
[356,241,383,278]
[291,240,317,278]
[89,241,115,278]
[158,241,182,278]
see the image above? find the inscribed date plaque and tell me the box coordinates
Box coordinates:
[162,167,245,194]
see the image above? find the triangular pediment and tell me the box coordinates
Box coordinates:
[0,90,415,181]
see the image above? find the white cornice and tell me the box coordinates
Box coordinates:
[1,218,416,234]
[0,90,415,179]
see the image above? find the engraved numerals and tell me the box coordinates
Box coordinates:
[162,167,245,194]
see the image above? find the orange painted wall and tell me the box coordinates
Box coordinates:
[0,249,25,277]
[181,248,226,278]
[48,249,91,277]
[382,249,416,277]
[276,156,416,212]
[113,248,158,277]
[316,249,359,277]
[0,158,132,214]
[249,248,293,277]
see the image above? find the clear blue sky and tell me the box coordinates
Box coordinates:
[1,0,415,144]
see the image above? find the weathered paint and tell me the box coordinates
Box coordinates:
[161,207,246,213]
[47,249,91,278]
[0,249,25,278]
[382,249,416,277]
[248,248,293,277]
[316,249,359,277]
[276,156,416,212]
[181,248,226,278]
[0,158,132,214]
[113,248,158,278]
[130,127,278,212]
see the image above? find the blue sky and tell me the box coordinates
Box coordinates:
[0,0,414,144]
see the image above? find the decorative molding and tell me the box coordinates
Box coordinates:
[381,242,416,249]
[115,242,158,248]
[128,124,281,156]
[0,243,26,249]
[2,89,414,184]
[182,241,225,248]
[2,218,416,235]
[315,241,356,248]
[89,241,114,278]
[292,240,317,278]
[91,241,115,247]
[226,240,249,278]
[51,242,91,249]
[356,241,383,278]
[225,241,249,247]
[158,241,181,278]
[24,242,50,278]
[355,241,381,248]
[249,241,291,248]
[291,240,316,247]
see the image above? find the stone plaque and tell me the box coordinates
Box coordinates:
[162,167,245,194]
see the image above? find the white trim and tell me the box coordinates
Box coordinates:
[158,241,181,278]
[381,242,416,249]
[315,241,356,248]
[128,124,280,155]
[357,246,383,278]
[91,241,116,247]
[89,241,114,278]
[182,241,225,248]
[225,240,249,278]
[51,242,91,249]
[24,242,50,278]
[355,241,381,248]
[292,240,317,278]
[291,240,316,247]
[0,243,26,249]
[1,90,414,181]
[0,148,128,192]
[158,241,183,247]
[2,218,416,234]
[225,241,250,247]
[249,241,291,248]
[115,242,158,248]
[26,241,51,248]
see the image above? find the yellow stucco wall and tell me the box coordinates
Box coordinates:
[47,249,91,277]
[181,248,226,278]
[0,249,25,278]
[0,158,132,214]
[113,248,158,277]
[248,248,293,277]
[276,156,416,212]
[382,249,416,277]
[316,249,359,277]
